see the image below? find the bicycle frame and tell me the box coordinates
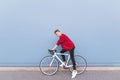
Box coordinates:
[40,50,87,75]
[50,52,73,68]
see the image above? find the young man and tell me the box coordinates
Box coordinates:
[52,29,77,78]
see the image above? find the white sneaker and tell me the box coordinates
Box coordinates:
[59,63,64,68]
[59,62,66,68]
[72,70,77,78]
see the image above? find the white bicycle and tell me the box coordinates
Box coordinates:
[39,49,87,76]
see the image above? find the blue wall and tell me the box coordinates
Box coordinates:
[0,0,120,66]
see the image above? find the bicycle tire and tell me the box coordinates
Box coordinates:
[69,55,87,74]
[39,55,59,76]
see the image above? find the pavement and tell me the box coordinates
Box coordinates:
[0,67,120,80]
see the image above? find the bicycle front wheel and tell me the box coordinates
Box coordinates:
[39,56,59,76]
[69,55,87,74]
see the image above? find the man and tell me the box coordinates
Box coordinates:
[52,29,77,78]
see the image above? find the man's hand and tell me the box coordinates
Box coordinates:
[52,44,58,50]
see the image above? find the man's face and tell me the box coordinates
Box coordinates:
[55,32,61,37]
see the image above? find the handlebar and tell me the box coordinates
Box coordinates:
[48,49,56,55]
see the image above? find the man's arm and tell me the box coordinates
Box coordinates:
[52,44,58,50]
[52,35,64,50]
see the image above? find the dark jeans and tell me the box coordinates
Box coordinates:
[60,47,76,70]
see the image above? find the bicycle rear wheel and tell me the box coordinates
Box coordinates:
[69,55,87,74]
[39,56,59,76]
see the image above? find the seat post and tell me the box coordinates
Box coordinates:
[66,54,70,66]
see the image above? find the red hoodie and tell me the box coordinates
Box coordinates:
[56,34,75,50]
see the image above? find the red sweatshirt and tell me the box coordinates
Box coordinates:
[56,34,75,50]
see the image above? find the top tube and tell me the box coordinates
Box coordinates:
[55,52,69,55]
[48,49,69,56]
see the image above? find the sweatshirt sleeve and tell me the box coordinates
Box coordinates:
[56,37,65,46]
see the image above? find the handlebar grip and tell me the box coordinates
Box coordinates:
[48,49,56,52]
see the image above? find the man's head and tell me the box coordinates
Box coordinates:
[54,29,62,37]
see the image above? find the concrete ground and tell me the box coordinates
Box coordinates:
[0,67,120,80]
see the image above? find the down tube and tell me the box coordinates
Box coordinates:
[49,57,55,66]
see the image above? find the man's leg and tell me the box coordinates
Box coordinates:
[60,49,67,62]
[59,49,67,67]
[69,47,76,70]
[69,47,77,78]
